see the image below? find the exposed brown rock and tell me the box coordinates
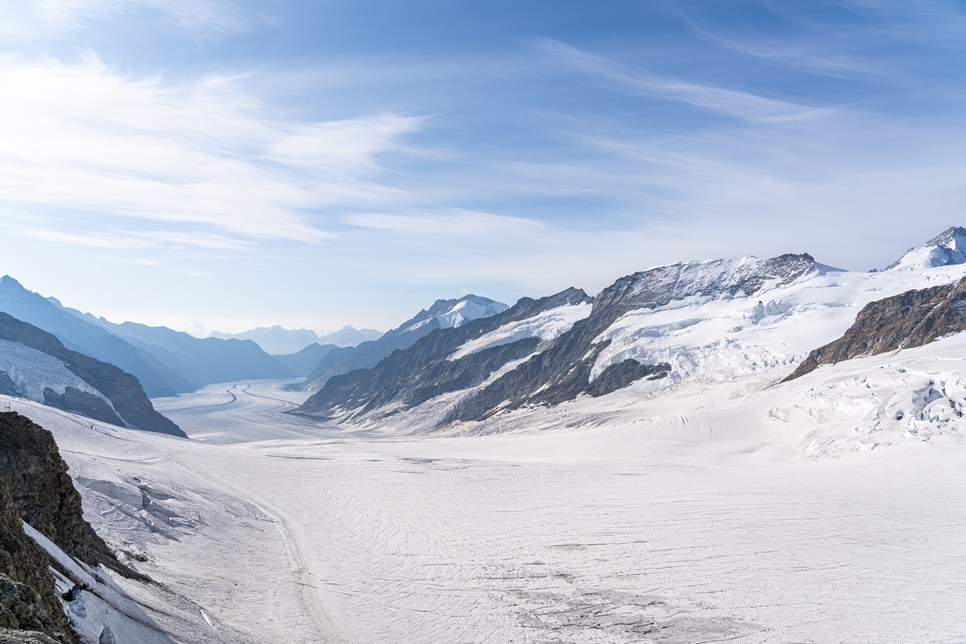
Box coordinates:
[0,412,143,581]
[0,479,74,643]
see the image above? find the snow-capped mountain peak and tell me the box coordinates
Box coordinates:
[887,226,966,271]
[395,295,509,335]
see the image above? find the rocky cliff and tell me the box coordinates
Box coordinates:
[0,413,133,578]
[786,276,966,381]
[0,412,146,642]
[0,477,73,643]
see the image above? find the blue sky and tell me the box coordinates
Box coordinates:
[1,1,965,334]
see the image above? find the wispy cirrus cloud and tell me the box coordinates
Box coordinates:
[0,53,424,248]
[537,39,840,124]
[346,210,546,238]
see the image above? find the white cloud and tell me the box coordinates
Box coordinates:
[3,0,246,38]
[346,210,546,238]
[0,54,424,246]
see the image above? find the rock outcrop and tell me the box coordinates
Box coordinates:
[0,477,73,643]
[0,413,133,579]
[785,276,966,381]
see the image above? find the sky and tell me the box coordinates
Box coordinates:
[1,0,965,335]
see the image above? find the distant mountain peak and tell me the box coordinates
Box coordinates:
[887,226,966,271]
[394,295,509,337]
[926,225,966,248]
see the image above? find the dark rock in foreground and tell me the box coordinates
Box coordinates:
[0,413,137,580]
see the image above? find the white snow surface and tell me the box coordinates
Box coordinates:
[592,261,966,387]
[12,258,966,642]
[448,303,592,361]
[0,339,113,407]
[12,334,966,643]
[401,297,509,334]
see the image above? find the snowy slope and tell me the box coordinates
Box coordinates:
[590,261,966,393]
[448,302,591,361]
[0,340,114,407]
[887,225,966,270]
[27,364,966,643]
[396,295,508,335]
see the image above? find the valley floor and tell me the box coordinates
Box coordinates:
[11,360,966,642]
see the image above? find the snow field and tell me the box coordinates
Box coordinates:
[22,352,966,642]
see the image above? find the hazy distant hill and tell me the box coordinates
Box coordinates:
[268,342,339,377]
[0,276,294,397]
[211,324,382,354]
[0,276,189,397]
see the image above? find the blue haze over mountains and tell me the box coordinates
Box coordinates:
[0,276,293,397]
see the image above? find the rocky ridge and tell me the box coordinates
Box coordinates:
[450,254,817,422]
[297,289,590,418]
[298,255,820,424]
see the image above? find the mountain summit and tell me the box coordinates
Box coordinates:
[300,295,508,390]
[887,226,966,271]
[388,295,509,337]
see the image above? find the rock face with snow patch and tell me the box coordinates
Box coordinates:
[451,254,817,422]
[300,294,509,390]
[0,412,158,642]
[296,289,590,418]
[785,276,966,381]
[0,314,184,437]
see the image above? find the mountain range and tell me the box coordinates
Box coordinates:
[0,277,294,397]
[3,226,966,642]
[210,324,382,355]
[294,227,966,432]
[0,312,184,437]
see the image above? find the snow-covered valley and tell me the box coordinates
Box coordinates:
[12,333,966,642]
[6,231,966,641]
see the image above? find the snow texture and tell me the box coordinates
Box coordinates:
[592,260,966,390]
[8,249,966,642]
[0,340,113,408]
[448,303,592,361]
